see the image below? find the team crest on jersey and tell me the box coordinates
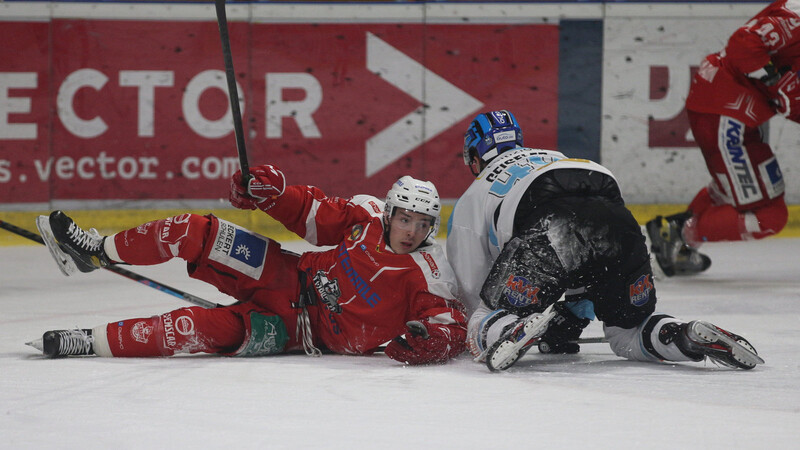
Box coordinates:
[420,251,441,279]
[629,274,654,306]
[502,274,540,307]
[313,270,342,314]
[348,224,364,241]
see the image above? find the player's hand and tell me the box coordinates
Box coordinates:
[772,71,800,121]
[229,165,286,210]
[747,61,781,86]
[537,301,590,354]
[385,321,457,365]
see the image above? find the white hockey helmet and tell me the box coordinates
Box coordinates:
[384,176,441,236]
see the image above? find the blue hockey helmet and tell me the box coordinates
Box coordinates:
[463,110,523,165]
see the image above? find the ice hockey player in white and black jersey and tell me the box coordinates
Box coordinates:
[447,110,764,371]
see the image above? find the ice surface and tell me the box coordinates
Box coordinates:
[2,239,799,448]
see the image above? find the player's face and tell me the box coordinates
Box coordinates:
[388,208,434,255]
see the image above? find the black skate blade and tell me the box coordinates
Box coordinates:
[35,215,79,276]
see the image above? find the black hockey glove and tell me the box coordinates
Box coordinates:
[537,302,590,354]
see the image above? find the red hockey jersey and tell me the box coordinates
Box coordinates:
[687,0,800,126]
[266,185,467,355]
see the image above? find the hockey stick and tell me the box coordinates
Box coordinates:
[214,0,250,186]
[0,219,223,309]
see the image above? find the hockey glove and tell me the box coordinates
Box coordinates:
[747,61,782,87]
[385,321,462,365]
[229,165,286,210]
[537,302,591,354]
[771,70,800,122]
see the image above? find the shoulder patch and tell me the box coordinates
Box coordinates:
[420,251,441,279]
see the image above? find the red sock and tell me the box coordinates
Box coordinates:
[685,198,787,242]
[102,307,245,357]
[110,214,210,265]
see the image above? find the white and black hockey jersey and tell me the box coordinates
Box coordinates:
[446,147,616,314]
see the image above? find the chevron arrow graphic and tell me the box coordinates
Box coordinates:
[365,32,484,177]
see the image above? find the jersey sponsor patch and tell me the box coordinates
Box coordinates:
[368,201,382,214]
[208,218,268,280]
[718,117,763,205]
[337,243,381,307]
[420,251,441,279]
[501,274,540,308]
[629,274,654,307]
[175,316,195,336]
[758,156,785,199]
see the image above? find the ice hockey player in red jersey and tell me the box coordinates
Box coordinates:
[448,110,764,371]
[647,0,792,276]
[29,166,467,365]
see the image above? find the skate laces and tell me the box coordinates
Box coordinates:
[58,329,93,355]
[66,221,103,252]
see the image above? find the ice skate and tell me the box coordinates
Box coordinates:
[677,321,764,370]
[484,304,557,372]
[36,215,80,276]
[44,211,110,273]
[26,329,95,358]
[646,213,711,277]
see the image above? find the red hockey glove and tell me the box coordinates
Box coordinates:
[229,165,286,210]
[385,321,462,365]
[771,71,800,122]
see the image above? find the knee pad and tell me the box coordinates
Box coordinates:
[105,306,245,357]
[747,197,788,238]
[689,196,787,242]
[156,214,211,261]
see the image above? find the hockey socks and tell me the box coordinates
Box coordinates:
[687,188,787,242]
[101,307,246,357]
[110,214,210,265]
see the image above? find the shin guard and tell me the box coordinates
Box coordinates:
[104,306,246,357]
[110,214,211,265]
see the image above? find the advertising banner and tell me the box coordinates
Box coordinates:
[0,19,560,205]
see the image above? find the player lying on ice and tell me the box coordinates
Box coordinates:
[447,110,764,371]
[29,166,467,365]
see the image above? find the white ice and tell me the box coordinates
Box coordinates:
[2,238,799,449]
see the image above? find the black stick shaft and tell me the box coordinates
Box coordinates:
[0,219,222,309]
[214,0,250,186]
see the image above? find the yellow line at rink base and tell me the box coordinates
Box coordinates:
[1,204,799,247]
